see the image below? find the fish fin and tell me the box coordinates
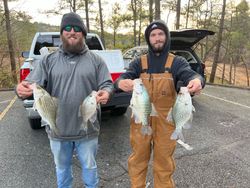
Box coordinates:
[96,103,101,110]
[150,103,158,116]
[78,104,83,117]
[32,102,37,111]
[81,122,88,132]
[170,129,185,141]
[141,125,152,135]
[183,113,193,129]
[134,115,141,124]
[89,110,98,123]
[166,108,173,122]
[192,105,196,112]
[52,97,58,107]
[131,109,141,124]
[183,122,192,129]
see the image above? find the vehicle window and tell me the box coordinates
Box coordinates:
[123,50,134,59]
[34,35,61,55]
[86,36,103,50]
[172,51,197,64]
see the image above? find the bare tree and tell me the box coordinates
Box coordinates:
[176,0,181,29]
[154,0,160,19]
[108,3,123,48]
[149,0,153,22]
[98,0,105,46]
[131,0,138,45]
[209,0,226,83]
[240,56,249,86]
[3,0,17,84]
[185,0,191,28]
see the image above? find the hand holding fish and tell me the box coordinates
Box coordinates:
[16,81,33,99]
[96,90,110,104]
[187,78,202,95]
[118,79,134,92]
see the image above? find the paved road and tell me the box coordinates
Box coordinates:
[0,85,249,188]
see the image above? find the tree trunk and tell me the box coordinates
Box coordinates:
[149,0,153,23]
[154,0,160,20]
[138,5,142,46]
[233,60,236,85]
[176,0,181,29]
[240,56,249,87]
[185,0,190,28]
[131,0,137,46]
[113,30,116,48]
[209,0,226,83]
[98,0,105,47]
[3,0,17,84]
[70,0,76,12]
[222,61,225,84]
[85,0,90,32]
[229,57,233,84]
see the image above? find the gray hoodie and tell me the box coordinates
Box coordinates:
[26,44,113,140]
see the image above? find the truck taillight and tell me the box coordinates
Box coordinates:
[111,72,122,82]
[20,68,30,81]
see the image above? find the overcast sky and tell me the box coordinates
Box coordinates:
[8,0,246,30]
[8,0,126,26]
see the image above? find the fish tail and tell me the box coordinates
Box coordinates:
[141,125,152,135]
[50,122,60,135]
[166,108,173,122]
[192,105,196,112]
[89,110,97,123]
[134,117,141,124]
[150,103,158,116]
[170,129,185,141]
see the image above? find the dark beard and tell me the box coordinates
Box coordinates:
[61,35,84,54]
[151,44,165,53]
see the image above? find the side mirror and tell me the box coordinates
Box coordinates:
[21,51,30,58]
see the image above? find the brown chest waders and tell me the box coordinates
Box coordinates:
[128,53,177,188]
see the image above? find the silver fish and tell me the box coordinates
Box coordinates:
[81,91,99,131]
[167,87,195,141]
[130,78,157,135]
[32,83,59,134]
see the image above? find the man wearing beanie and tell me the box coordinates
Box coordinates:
[16,12,113,188]
[115,20,204,188]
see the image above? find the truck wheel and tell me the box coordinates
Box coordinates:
[28,118,42,129]
[110,107,128,116]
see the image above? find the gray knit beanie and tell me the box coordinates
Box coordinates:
[60,12,87,36]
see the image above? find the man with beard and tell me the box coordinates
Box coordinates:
[114,20,204,188]
[16,12,113,188]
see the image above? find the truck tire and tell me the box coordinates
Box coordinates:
[110,107,128,116]
[28,118,42,129]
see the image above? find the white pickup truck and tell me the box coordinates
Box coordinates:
[20,32,131,129]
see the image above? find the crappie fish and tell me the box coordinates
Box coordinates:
[167,87,195,141]
[130,78,157,135]
[81,91,99,131]
[32,83,59,134]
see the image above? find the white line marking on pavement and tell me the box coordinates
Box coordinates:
[0,96,17,121]
[202,93,250,109]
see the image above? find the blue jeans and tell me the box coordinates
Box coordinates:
[49,137,99,188]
